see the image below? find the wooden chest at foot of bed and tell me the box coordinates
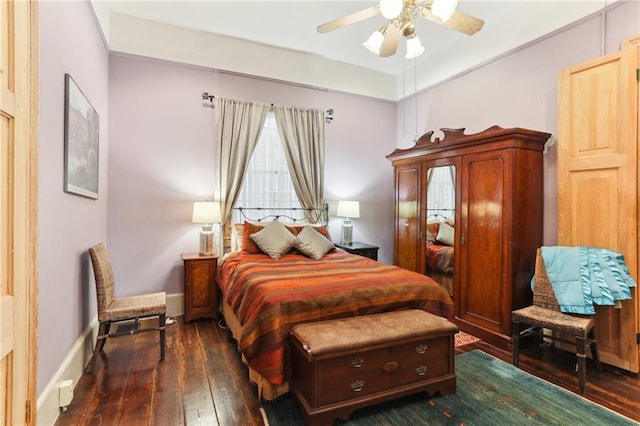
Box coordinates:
[289,310,459,425]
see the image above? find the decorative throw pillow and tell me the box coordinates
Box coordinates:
[242,221,267,253]
[436,221,455,246]
[230,223,246,252]
[249,221,297,259]
[286,224,332,239]
[295,226,335,260]
[426,221,440,243]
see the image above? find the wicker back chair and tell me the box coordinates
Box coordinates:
[87,243,167,372]
[511,248,600,393]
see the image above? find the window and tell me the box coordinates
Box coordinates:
[234,112,300,222]
[426,165,456,220]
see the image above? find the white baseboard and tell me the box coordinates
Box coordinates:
[36,315,98,425]
[166,292,183,319]
[36,292,184,425]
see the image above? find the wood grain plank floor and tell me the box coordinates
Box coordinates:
[55,316,640,425]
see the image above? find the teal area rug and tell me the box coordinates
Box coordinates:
[263,350,638,425]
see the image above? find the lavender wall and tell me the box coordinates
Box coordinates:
[38,2,109,395]
[397,1,640,245]
[36,0,639,405]
[107,56,397,297]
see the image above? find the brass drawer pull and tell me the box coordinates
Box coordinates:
[384,361,399,373]
[350,380,365,392]
[415,365,427,376]
[415,344,428,354]
[351,357,365,368]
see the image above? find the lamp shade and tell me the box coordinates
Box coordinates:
[405,35,425,59]
[363,29,385,55]
[192,201,221,224]
[431,0,458,22]
[398,201,418,219]
[379,0,403,19]
[337,200,360,219]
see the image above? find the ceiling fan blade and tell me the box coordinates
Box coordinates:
[317,6,381,33]
[379,22,401,57]
[420,6,484,36]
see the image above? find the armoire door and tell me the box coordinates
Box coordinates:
[1,1,39,424]
[393,164,422,272]
[558,36,639,373]
[457,149,511,338]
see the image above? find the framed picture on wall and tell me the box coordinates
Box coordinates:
[64,73,99,199]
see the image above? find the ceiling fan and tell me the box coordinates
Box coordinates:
[317,0,484,59]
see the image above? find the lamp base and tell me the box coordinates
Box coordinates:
[340,220,353,245]
[199,226,214,256]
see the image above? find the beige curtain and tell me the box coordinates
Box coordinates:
[215,97,270,222]
[273,105,326,220]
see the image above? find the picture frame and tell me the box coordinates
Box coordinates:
[64,73,99,199]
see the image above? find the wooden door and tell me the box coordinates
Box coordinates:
[457,149,511,337]
[558,38,639,372]
[0,1,39,424]
[394,164,421,271]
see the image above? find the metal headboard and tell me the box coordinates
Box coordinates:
[427,208,455,221]
[234,204,329,225]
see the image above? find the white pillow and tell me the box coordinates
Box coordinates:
[295,225,335,260]
[436,221,455,246]
[249,221,296,259]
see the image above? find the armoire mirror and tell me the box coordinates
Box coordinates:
[424,165,456,297]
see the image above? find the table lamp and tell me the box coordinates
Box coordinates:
[192,201,221,256]
[337,200,360,245]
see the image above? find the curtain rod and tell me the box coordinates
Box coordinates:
[201,92,334,123]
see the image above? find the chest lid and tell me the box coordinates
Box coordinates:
[290,309,458,357]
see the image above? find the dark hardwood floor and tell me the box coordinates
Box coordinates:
[55,316,640,426]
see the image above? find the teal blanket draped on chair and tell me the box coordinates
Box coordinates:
[537,246,636,315]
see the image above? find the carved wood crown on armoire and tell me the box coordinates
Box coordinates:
[386,126,551,350]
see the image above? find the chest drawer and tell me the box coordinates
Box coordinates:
[315,336,451,406]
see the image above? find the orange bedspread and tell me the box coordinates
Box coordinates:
[218,250,454,386]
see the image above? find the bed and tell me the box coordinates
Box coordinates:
[425,220,455,296]
[217,218,455,401]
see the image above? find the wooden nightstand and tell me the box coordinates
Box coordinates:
[181,253,218,322]
[334,242,379,261]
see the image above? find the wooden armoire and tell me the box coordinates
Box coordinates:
[557,34,640,373]
[387,126,551,349]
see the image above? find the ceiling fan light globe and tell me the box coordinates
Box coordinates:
[379,0,404,19]
[405,36,425,59]
[431,0,458,22]
[363,30,385,54]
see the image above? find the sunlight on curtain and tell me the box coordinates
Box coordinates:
[234,112,301,222]
[426,166,455,220]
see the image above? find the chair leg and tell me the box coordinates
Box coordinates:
[588,329,601,371]
[533,327,543,351]
[87,321,110,373]
[159,313,166,361]
[511,320,521,367]
[576,335,587,393]
[97,321,111,352]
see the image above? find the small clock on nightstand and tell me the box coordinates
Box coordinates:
[334,242,379,261]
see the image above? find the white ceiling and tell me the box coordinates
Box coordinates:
[91,1,612,99]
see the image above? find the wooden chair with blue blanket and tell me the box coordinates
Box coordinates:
[511,248,601,393]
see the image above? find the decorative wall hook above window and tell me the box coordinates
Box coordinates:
[326,108,334,124]
[201,92,215,102]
